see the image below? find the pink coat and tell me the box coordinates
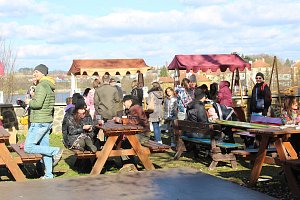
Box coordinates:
[218,81,233,107]
[84,88,96,118]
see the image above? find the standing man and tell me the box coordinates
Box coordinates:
[250,72,272,116]
[94,74,121,121]
[24,64,63,179]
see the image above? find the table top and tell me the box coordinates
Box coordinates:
[101,121,144,136]
[248,127,300,135]
[214,120,275,129]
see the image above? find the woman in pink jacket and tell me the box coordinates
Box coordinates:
[217,81,233,107]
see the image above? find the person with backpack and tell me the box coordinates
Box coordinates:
[131,80,143,106]
[250,72,272,116]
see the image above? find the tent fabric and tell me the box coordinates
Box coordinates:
[67,59,151,75]
[168,54,251,72]
[0,62,4,76]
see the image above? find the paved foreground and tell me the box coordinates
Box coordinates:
[0,167,276,200]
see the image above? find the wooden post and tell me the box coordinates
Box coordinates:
[231,70,235,94]
[269,56,282,115]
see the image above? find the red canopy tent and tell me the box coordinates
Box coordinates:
[167,54,251,72]
[168,54,251,122]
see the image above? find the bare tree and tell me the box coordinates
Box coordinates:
[0,37,16,103]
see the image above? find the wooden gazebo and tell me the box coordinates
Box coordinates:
[67,59,151,94]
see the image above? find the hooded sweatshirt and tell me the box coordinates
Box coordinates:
[218,81,233,107]
[29,76,55,123]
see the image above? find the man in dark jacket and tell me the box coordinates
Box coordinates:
[186,87,208,123]
[114,95,150,143]
[24,64,63,179]
[250,72,271,116]
[185,87,209,139]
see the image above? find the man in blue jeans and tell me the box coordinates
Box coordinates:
[24,64,63,179]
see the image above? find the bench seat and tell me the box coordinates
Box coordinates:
[71,149,96,159]
[181,136,244,149]
[10,144,42,163]
[142,140,170,153]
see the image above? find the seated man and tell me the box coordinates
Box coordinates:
[114,95,150,143]
[186,87,208,123]
[184,87,210,138]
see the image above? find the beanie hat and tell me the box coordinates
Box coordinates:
[256,72,264,80]
[194,87,206,100]
[189,74,197,83]
[34,64,48,75]
[75,96,87,110]
[123,95,134,102]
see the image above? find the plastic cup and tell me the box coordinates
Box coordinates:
[122,116,128,125]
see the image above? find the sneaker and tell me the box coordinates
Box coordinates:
[53,149,63,167]
[157,140,163,144]
[40,176,53,180]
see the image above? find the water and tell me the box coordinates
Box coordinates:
[8,92,70,104]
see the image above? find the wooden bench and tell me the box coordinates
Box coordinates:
[10,144,42,163]
[142,140,170,153]
[281,159,300,199]
[71,149,96,159]
[173,120,244,170]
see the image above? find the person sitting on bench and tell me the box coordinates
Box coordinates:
[62,96,98,153]
[113,95,150,144]
[184,87,210,138]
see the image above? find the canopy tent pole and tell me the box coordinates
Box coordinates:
[231,70,235,94]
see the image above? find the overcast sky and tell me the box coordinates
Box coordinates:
[1,0,300,71]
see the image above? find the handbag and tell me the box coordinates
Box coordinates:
[146,93,155,112]
[256,88,264,109]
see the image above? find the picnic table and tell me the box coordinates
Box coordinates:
[0,126,26,181]
[247,127,300,186]
[214,119,275,130]
[90,121,155,175]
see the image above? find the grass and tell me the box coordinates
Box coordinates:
[5,131,296,200]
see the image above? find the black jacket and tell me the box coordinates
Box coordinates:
[62,110,96,148]
[186,100,208,123]
[250,82,271,116]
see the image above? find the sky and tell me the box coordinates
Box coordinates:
[1,0,300,71]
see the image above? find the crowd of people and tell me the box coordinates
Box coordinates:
[22,64,300,179]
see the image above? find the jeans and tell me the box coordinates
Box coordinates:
[24,123,60,178]
[152,122,161,142]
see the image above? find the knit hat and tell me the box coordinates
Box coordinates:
[34,64,48,75]
[256,72,264,80]
[189,74,197,83]
[194,87,206,100]
[122,95,134,102]
[75,96,87,110]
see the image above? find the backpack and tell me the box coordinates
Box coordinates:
[213,103,237,121]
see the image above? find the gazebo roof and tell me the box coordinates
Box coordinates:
[67,59,151,76]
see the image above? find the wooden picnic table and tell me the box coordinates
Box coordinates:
[0,126,26,181]
[247,127,300,186]
[90,121,155,175]
[214,119,275,130]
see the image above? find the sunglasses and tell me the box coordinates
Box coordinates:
[256,77,262,80]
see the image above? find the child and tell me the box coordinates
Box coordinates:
[163,87,178,147]
[281,96,300,125]
[281,96,300,155]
